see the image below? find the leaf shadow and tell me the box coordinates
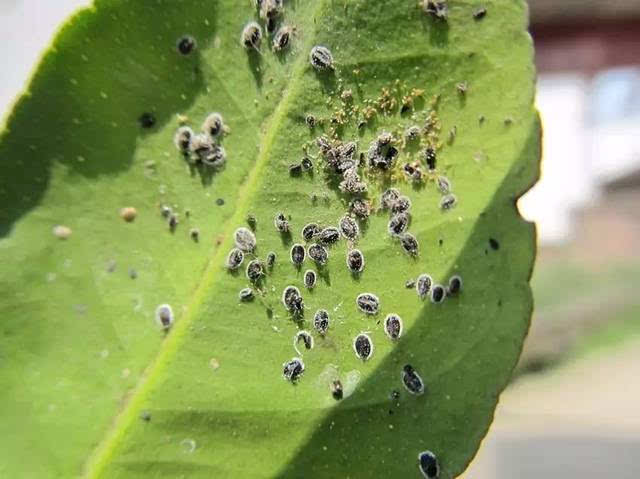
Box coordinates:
[274,118,541,479]
[0,1,218,237]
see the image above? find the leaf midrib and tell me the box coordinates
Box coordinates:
[82,1,328,476]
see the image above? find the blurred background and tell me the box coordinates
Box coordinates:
[1,1,639,477]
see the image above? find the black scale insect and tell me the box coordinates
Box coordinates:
[440,194,457,210]
[246,260,265,282]
[405,125,421,141]
[294,331,314,351]
[247,214,257,230]
[430,285,446,304]
[273,25,294,52]
[339,215,359,241]
[138,112,156,129]
[309,45,334,71]
[226,248,245,270]
[447,275,462,296]
[234,227,256,252]
[330,380,343,400]
[301,223,320,242]
[384,314,403,340]
[402,364,425,395]
[399,233,419,256]
[418,451,440,478]
[308,243,328,265]
[202,112,223,138]
[304,270,317,289]
[318,226,340,246]
[313,309,329,334]
[283,357,304,382]
[353,333,374,360]
[155,304,174,330]
[238,288,254,302]
[416,274,433,299]
[301,157,313,171]
[346,249,365,273]
[241,21,262,50]
[174,126,193,152]
[405,279,416,289]
[290,243,306,266]
[423,146,437,170]
[388,213,409,236]
[177,35,196,55]
[266,251,277,269]
[391,195,412,214]
[473,6,487,19]
[436,175,451,194]
[274,212,289,233]
[423,0,448,20]
[282,285,305,317]
[305,114,316,128]
[380,188,400,210]
[350,198,371,219]
[356,293,379,315]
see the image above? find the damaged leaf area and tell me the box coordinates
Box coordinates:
[0,0,539,478]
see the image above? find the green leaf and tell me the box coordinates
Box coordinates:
[0,0,539,477]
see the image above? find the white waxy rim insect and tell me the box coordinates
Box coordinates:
[356,293,379,314]
[304,270,316,288]
[313,309,329,333]
[155,304,174,330]
[353,333,374,360]
[283,357,305,381]
[402,366,425,395]
[290,243,306,265]
[417,450,440,478]
[339,215,359,240]
[416,274,433,298]
[241,21,262,50]
[430,285,446,304]
[234,227,256,252]
[347,249,365,273]
[293,331,314,356]
[384,314,403,340]
[281,286,301,310]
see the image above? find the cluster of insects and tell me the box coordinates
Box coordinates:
[241,0,298,55]
[173,112,227,168]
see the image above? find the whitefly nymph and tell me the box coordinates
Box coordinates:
[338,215,359,241]
[266,251,277,269]
[346,249,365,273]
[400,233,419,256]
[274,212,289,233]
[238,287,254,302]
[440,193,457,210]
[380,188,400,210]
[430,284,446,304]
[417,450,440,478]
[226,248,245,270]
[313,309,329,334]
[309,45,334,71]
[234,227,256,252]
[241,21,263,50]
[353,333,374,361]
[391,195,412,214]
[290,243,306,266]
[402,364,425,395]
[318,226,340,246]
[294,330,314,353]
[301,223,320,242]
[155,304,174,330]
[202,112,223,138]
[273,25,294,52]
[283,357,305,382]
[447,274,462,296]
[174,126,193,152]
[308,243,329,265]
[303,269,317,289]
[356,293,379,315]
[384,314,403,340]
[246,259,265,282]
[388,213,410,236]
[416,274,433,299]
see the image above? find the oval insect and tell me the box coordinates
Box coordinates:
[430,284,446,304]
[402,364,425,395]
[384,314,403,340]
[338,215,359,241]
[274,212,289,233]
[353,333,374,360]
[388,213,409,236]
[416,274,433,299]
[405,279,416,289]
[301,156,313,171]
[349,198,371,219]
[417,450,440,478]
[313,309,330,334]
[301,223,320,242]
[290,243,306,266]
[226,248,244,270]
[282,285,304,317]
[330,380,343,400]
[318,226,340,246]
[391,195,412,214]
[234,227,256,252]
[380,188,400,210]
[447,274,462,296]
[308,243,329,265]
[346,249,365,273]
[309,45,334,71]
[424,146,437,170]
[238,287,254,302]
[356,293,379,315]
[174,126,194,152]
[202,112,223,138]
[201,144,226,168]
[155,304,174,330]
[241,21,262,50]
[440,193,457,210]
[400,233,419,256]
[303,269,317,289]
[273,25,294,52]
[405,125,421,141]
[293,330,314,354]
[245,259,265,282]
[266,251,277,269]
[283,357,305,382]
[436,175,451,194]
[176,35,196,55]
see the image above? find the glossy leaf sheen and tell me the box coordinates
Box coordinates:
[0,0,539,477]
